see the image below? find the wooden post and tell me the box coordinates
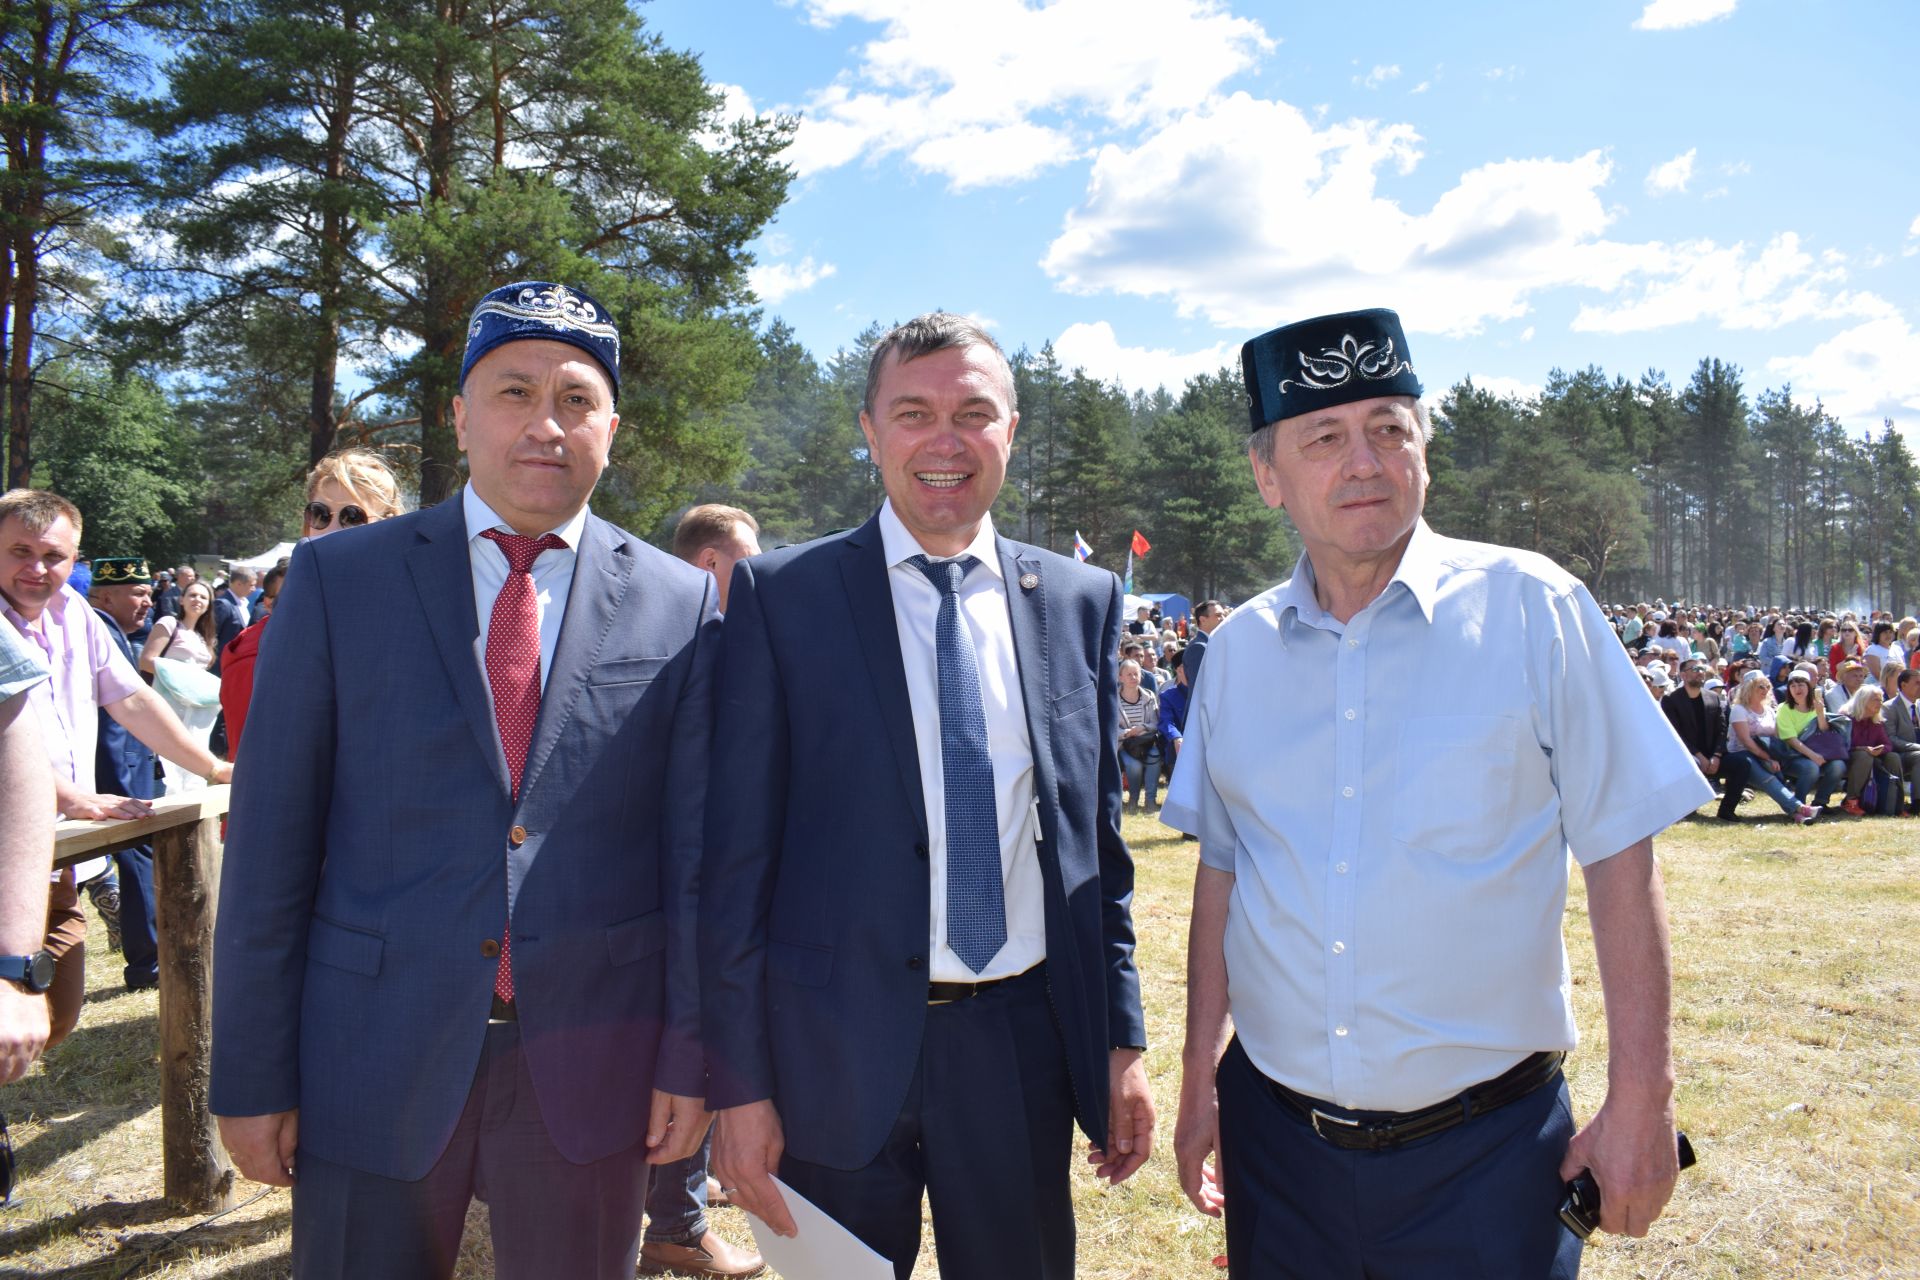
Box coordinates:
[153,812,236,1212]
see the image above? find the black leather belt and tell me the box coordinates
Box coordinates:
[928,962,1042,1006]
[488,994,517,1023]
[1267,1050,1564,1152]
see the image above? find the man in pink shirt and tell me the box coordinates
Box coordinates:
[0,489,232,1045]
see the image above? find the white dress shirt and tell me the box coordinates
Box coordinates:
[463,484,591,698]
[878,500,1046,984]
[1162,520,1711,1111]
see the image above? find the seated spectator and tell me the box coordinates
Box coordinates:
[1829,620,1862,677]
[1827,660,1869,715]
[1812,618,1837,659]
[1887,667,1920,815]
[1863,621,1900,685]
[1115,658,1160,812]
[1777,670,1845,810]
[1841,685,1905,816]
[1725,671,1820,823]
[1661,658,1746,822]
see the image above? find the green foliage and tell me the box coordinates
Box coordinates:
[29,364,192,559]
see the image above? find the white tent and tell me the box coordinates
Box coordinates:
[227,541,298,572]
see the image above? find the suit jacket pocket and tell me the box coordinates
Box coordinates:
[606,911,668,967]
[1053,679,1097,720]
[767,938,833,988]
[589,656,669,687]
[306,916,384,977]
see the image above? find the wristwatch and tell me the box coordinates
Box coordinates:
[0,950,56,994]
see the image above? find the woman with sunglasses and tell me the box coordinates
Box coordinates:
[221,449,405,761]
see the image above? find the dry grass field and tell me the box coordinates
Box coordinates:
[2,799,1915,1278]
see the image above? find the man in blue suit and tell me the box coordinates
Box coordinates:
[211,282,718,1279]
[87,555,160,990]
[704,313,1154,1280]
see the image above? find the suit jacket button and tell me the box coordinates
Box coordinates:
[509,825,527,846]
[913,842,928,860]
[906,955,924,971]
[480,938,501,958]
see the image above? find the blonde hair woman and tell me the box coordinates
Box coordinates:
[302,447,407,538]
[1725,670,1819,822]
[1841,684,1903,816]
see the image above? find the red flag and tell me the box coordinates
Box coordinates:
[1130,530,1151,556]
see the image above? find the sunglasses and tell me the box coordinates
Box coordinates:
[305,501,370,531]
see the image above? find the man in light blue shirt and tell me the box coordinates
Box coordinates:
[1163,308,1711,1279]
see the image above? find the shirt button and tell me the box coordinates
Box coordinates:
[480,938,500,958]
[1332,941,1346,954]
[509,825,527,846]
[1342,786,1354,798]
[1345,708,1356,720]
[1334,1024,1349,1037]
[1335,861,1349,874]
[1347,637,1359,648]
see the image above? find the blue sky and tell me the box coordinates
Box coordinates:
[645,0,1917,437]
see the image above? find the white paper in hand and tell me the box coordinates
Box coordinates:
[745,1175,894,1280]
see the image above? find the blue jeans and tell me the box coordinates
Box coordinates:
[643,1127,710,1244]
[1779,749,1844,808]
[1120,744,1159,808]
[1728,749,1801,814]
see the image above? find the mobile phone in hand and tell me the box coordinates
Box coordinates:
[1560,1132,1696,1242]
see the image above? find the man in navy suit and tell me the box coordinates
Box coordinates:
[211,282,719,1279]
[87,555,160,990]
[704,313,1154,1280]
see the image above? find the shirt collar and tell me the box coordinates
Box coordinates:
[877,498,1003,581]
[2,580,76,635]
[462,483,589,551]
[1275,517,1442,634]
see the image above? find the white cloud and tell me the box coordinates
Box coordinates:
[1411,80,1431,95]
[1645,148,1696,195]
[1909,214,1920,237]
[1767,314,1920,432]
[1355,64,1400,90]
[1039,92,1880,347]
[1050,321,1237,393]
[1571,233,1896,334]
[782,0,1274,188]
[1462,374,1543,405]
[1519,326,1536,342]
[748,255,839,304]
[1633,0,1738,31]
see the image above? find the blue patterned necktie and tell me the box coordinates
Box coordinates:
[909,554,1007,974]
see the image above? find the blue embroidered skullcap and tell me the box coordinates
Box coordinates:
[1240,307,1423,433]
[461,281,621,403]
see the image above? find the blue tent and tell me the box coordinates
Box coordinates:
[1140,592,1193,625]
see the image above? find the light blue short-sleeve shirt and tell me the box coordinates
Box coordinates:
[0,619,49,701]
[1161,520,1711,1112]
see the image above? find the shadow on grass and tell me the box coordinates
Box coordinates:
[9,1203,291,1279]
[0,1194,181,1258]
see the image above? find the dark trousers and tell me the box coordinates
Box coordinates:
[1216,1037,1583,1279]
[778,964,1076,1280]
[291,1020,647,1279]
[643,1127,711,1244]
[114,846,159,988]
[1713,754,1751,820]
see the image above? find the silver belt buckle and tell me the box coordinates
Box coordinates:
[1310,1107,1361,1141]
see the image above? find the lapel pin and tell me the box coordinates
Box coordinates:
[1019,572,1039,591]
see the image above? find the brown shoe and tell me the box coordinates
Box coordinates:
[638,1230,766,1278]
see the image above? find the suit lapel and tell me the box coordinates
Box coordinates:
[841,516,929,842]
[519,514,632,802]
[999,537,1057,842]
[405,497,511,798]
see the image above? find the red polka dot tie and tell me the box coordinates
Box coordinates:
[481,528,567,1004]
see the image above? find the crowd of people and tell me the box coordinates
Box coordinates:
[1609,602,1920,821]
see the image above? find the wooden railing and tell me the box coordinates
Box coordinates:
[53,786,235,1212]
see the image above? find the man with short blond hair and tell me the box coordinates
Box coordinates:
[672,504,761,616]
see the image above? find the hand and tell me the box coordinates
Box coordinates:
[1870,745,1887,756]
[1172,1061,1224,1216]
[1766,759,1780,773]
[208,761,235,785]
[1088,1047,1154,1184]
[1558,1090,1678,1238]
[1706,755,1721,773]
[63,792,153,821]
[219,1110,299,1187]
[646,1089,712,1165]
[0,983,49,1084]
[711,1099,794,1237]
